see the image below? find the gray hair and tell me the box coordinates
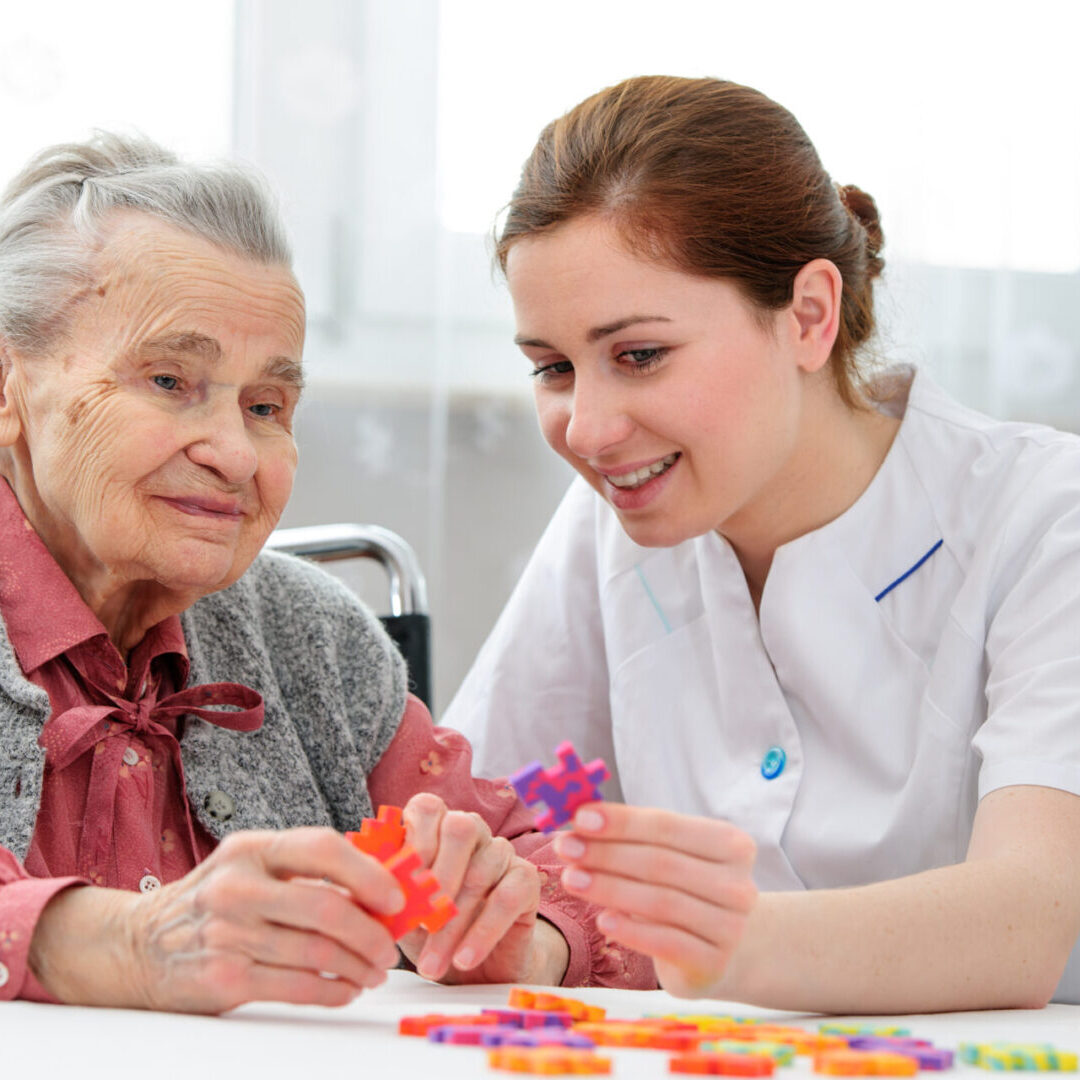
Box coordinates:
[0,130,293,356]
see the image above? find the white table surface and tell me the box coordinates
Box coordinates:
[3,971,1077,1079]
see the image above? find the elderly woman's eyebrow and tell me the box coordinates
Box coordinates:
[264,356,306,391]
[129,333,304,389]
[134,332,224,363]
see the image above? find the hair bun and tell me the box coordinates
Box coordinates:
[837,183,884,277]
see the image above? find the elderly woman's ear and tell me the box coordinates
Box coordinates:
[0,343,22,449]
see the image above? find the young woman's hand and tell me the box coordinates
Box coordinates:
[29,827,406,1013]
[554,803,757,997]
[398,792,567,985]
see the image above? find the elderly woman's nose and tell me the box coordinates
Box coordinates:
[184,406,260,483]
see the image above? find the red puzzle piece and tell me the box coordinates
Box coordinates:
[378,846,457,939]
[508,741,610,832]
[671,1051,776,1076]
[345,805,457,940]
[399,1013,499,1036]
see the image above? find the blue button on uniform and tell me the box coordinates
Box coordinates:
[761,745,786,780]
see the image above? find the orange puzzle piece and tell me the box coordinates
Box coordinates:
[488,1046,612,1074]
[345,804,406,861]
[814,1051,919,1076]
[508,988,606,1022]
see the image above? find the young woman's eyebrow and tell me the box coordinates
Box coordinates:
[514,315,673,349]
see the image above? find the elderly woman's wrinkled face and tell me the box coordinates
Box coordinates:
[0,213,305,611]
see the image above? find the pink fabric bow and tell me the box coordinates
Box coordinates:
[38,676,264,877]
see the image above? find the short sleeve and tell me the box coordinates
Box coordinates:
[975,455,1080,799]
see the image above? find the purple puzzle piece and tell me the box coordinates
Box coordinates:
[847,1038,954,1070]
[502,1029,597,1049]
[509,740,610,832]
[482,1008,574,1029]
[428,1023,519,1045]
[849,1038,931,1051]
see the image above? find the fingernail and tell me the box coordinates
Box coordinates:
[558,835,586,859]
[596,910,617,934]
[563,867,592,890]
[453,946,476,969]
[417,954,442,979]
[383,888,405,914]
[574,809,605,832]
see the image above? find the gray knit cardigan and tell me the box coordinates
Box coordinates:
[0,550,407,861]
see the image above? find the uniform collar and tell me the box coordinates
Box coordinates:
[769,365,946,605]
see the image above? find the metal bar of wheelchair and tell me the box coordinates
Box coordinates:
[265,523,432,709]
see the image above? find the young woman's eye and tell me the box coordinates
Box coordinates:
[529,359,574,383]
[617,347,667,371]
[152,374,180,391]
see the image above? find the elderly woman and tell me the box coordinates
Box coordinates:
[0,133,654,1012]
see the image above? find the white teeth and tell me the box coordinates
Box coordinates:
[606,453,678,489]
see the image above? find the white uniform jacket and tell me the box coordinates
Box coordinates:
[444,367,1080,1003]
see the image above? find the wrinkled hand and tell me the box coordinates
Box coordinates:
[31,827,406,1013]
[397,792,566,985]
[554,803,757,997]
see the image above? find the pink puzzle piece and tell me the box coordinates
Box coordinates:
[509,740,610,832]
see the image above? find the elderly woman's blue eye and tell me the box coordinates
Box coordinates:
[152,374,179,390]
[250,403,277,417]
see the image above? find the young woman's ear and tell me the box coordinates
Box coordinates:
[788,258,843,374]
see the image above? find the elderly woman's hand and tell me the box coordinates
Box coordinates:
[554,803,757,998]
[397,792,568,985]
[29,827,406,1013]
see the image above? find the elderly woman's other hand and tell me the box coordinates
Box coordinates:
[28,828,406,1013]
[397,792,568,986]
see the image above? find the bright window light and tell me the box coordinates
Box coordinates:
[437,0,1080,273]
[0,1,234,189]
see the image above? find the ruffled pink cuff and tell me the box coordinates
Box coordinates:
[0,874,86,1002]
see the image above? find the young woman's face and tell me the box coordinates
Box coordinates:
[506,216,814,549]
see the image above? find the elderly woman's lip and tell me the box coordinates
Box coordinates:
[158,496,245,519]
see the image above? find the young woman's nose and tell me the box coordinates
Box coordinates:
[563,376,635,459]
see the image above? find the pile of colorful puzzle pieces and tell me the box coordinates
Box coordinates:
[509,741,610,832]
[399,991,1077,1076]
[344,804,456,939]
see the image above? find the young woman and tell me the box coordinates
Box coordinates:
[444,76,1080,1012]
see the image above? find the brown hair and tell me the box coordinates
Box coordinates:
[496,76,884,405]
